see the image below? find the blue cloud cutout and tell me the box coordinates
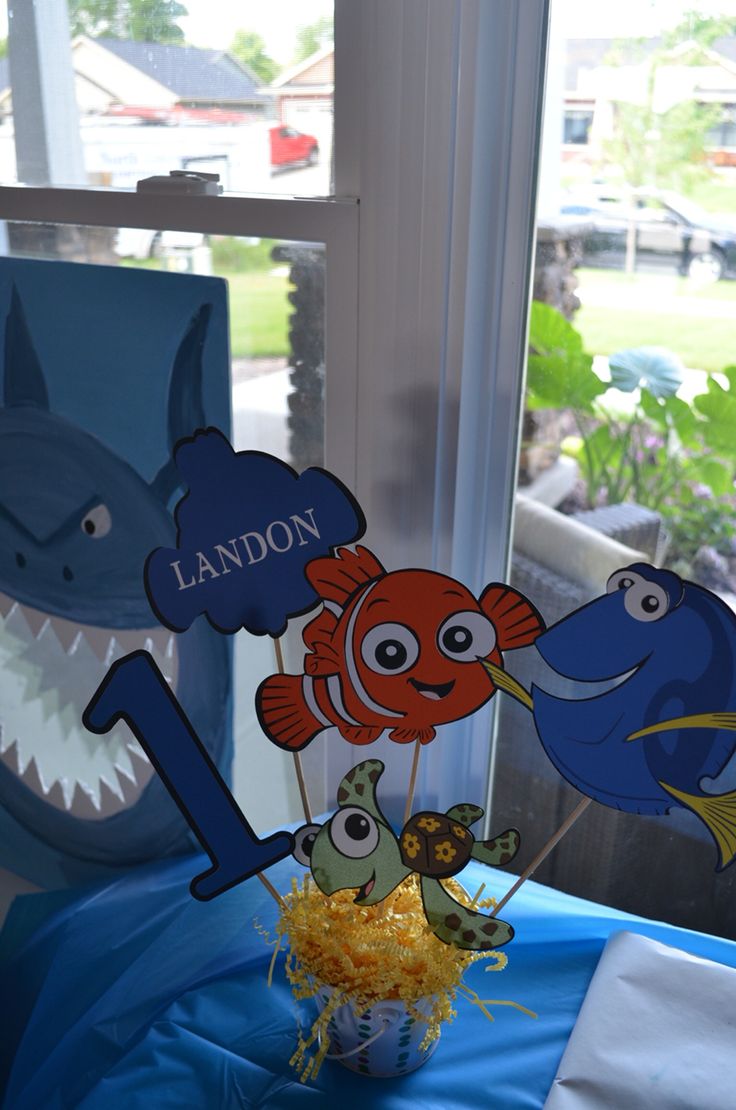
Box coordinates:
[145,428,366,636]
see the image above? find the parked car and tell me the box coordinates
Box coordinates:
[561,187,736,282]
[269,125,319,171]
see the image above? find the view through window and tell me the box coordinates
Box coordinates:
[495,0,736,938]
[0,0,334,196]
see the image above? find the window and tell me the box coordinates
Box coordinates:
[0,3,550,893]
[502,0,736,939]
[563,108,593,145]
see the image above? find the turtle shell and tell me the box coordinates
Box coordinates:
[400,811,474,878]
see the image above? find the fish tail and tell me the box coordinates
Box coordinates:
[256,674,327,752]
[660,781,736,870]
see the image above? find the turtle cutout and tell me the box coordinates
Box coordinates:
[293,759,520,951]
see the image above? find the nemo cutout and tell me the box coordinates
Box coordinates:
[256,546,544,750]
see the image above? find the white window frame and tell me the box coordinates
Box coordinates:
[0,0,550,823]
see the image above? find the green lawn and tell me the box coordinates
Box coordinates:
[573,268,736,373]
[121,247,292,360]
[226,271,290,359]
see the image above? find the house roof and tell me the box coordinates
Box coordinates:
[97,39,267,104]
[564,35,736,92]
[272,44,334,89]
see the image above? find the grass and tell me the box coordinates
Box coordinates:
[122,253,291,359]
[226,271,290,359]
[689,178,736,216]
[573,268,736,373]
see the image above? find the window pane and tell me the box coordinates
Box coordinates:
[2,222,325,833]
[0,1,334,196]
[495,3,736,938]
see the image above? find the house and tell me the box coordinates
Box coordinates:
[0,36,271,123]
[562,36,736,169]
[270,44,334,139]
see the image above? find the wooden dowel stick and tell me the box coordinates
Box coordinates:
[273,637,313,824]
[403,739,422,825]
[491,796,592,918]
[257,870,286,909]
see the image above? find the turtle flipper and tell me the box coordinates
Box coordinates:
[471,827,520,868]
[446,803,484,828]
[420,875,513,951]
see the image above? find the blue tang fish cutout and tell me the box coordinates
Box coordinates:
[527,563,736,869]
[0,283,230,886]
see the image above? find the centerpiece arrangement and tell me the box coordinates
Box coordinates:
[83,424,736,1085]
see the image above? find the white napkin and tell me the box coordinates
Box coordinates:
[545,930,736,1110]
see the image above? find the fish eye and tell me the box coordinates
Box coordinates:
[328,807,380,858]
[624,580,669,623]
[437,610,497,662]
[293,823,322,867]
[81,503,111,538]
[360,623,419,675]
[606,570,638,593]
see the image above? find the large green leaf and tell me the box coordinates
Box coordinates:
[528,301,584,357]
[683,457,734,496]
[694,380,736,459]
[527,351,605,412]
[608,346,684,398]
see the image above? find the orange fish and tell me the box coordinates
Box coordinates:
[256,546,544,751]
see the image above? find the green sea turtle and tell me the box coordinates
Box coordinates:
[292,759,519,951]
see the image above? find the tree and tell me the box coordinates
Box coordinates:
[293,15,332,64]
[229,30,278,85]
[664,11,736,48]
[69,0,188,43]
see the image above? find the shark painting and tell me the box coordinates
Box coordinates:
[0,266,231,887]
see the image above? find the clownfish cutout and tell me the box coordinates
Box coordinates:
[485,563,736,870]
[256,546,544,751]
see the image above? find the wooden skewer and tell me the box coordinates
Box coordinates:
[257,871,286,909]
[491,796,592,918]
[274,636,313,823]
[403,739,422,825]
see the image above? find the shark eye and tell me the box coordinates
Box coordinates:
[293,823,322,867]
[360,623,419,674]
[624,579,669,623]
[81,503,111,538]
[437,610,496,662]
[329,807,380,858]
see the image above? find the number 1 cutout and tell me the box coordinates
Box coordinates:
[83,650,294,900]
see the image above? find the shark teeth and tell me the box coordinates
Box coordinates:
[0,591,177,819]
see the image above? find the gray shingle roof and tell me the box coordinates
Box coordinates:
[98,39,267,104]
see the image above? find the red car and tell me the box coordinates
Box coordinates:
[269,125,320,170]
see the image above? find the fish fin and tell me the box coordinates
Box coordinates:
[338,724,385,745]
[628,712,736,741]
[303,607,339,651]
[446,803,484,828]
[303,608,341,675]
[480,584,545,650]
[472,828,520,868]
[420,875,513,951]
[480,660,534,710]
[304,650,341,677]
[660,781,736,870]
[256,675,325,752]
[388,726,436,745]
[306,545,385,607]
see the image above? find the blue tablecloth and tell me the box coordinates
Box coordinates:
[3,849,736,1110]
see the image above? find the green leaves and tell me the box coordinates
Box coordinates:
[694,368,736,459]
[527,302,606,412]
[523,301,736,552]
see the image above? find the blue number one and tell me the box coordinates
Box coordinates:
[83,650,294,900]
